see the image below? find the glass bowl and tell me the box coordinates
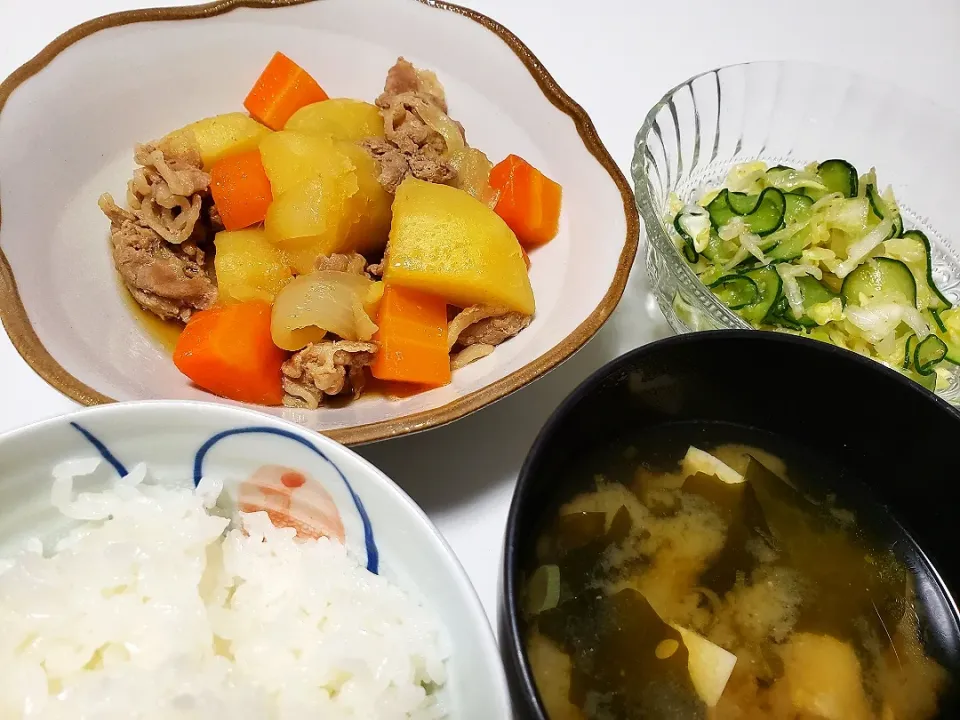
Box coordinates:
[632,60,960,402]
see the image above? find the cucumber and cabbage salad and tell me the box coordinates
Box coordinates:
[669,159,960,389]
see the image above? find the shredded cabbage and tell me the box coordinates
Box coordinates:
[725,162,767,193]
[681,207,712,252]
[668,160,956,389]
[808,298,843,326]
[903,306,930,339]
[824,197,870,234]
[740,232,768,264]
[765,168,826,192]
[845,303,903,345]
[830,218,894,278]
[719,217,747,241]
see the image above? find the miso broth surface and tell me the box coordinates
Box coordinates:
[522,422,954,720]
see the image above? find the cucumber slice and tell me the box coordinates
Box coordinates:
[866,183,903,237]
[699,231,725,263]
[707,190,737,230]
[766,226,809,263]
[709,274,760,310]
[743,188,786,236]
[817,159,859,198]
[929,308,947,334]
[783,193,814,226]
[914,334,947,375]
[841,258,917,307]
[728,192,761,215]
[706,188,785,236]
[777,317,806,331]
[787,276,839,327]
[904,334,918,369]
[738,266,782,325]
[896,230,952,311]
[768,296,805,330]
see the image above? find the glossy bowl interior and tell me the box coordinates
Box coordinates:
[633,60,960,403]
[501,331,960,719]
[0,401,511,718]
[0,0,637,445]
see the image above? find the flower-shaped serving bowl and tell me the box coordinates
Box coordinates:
[0,0,638,445]
[0,400,511,717]
[633,60,960,402]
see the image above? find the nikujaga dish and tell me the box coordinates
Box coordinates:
[100,52,561,408]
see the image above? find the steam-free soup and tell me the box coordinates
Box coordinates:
[522,423,952,719]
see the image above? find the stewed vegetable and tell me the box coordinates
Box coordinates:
[101,52,564,408]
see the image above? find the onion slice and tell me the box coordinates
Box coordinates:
[271,271,380,351]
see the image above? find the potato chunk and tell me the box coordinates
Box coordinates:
[261,133,391,272]
[214,228,292,304]
[285,99,385,142]
[384,178,534,315]
[163,112,270,168]
[259,131,348,198]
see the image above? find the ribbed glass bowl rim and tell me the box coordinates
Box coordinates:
[630,59,960,332]
[631,62,759,328]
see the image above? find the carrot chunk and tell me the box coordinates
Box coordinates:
[210,150,273,230]
[370,286,451,387]
[243,52,329,131]
[489,154,562,247]
[173,301,287,405]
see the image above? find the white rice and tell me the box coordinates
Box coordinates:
[0,461,449,719]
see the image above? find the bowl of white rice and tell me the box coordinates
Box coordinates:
[0,401,510,719]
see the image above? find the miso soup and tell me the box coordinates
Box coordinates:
[521,422,954,719]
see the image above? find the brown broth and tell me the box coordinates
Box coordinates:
[118,276,184,354]
[522,423,952,720]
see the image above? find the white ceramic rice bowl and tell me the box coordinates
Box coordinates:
[0,400,511,718]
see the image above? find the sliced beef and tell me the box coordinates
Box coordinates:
[360,57,460,193]
[382,57,448,112]
[360,138,415,194]
[448,305,532,348]
[281,340,379,409]
[315,252,369,276]
[100,137,218,322]
[99,194,217,322]
[126,139,211,246]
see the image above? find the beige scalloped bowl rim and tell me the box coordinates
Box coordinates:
[0,0,639,446]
